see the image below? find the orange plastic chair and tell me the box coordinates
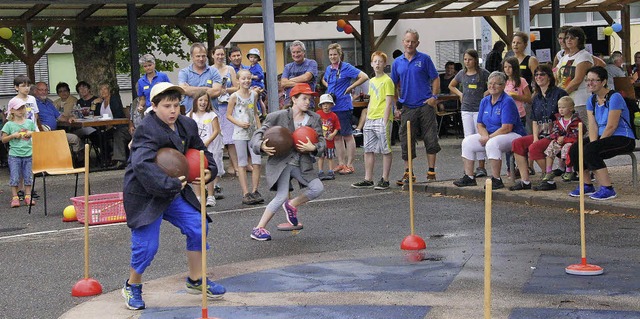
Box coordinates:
[29,130,85,215]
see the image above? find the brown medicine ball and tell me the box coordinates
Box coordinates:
[263,126,294,157]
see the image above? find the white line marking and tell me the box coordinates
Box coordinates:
[0,191,396,241]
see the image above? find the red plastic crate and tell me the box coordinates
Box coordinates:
[71,192,126,225]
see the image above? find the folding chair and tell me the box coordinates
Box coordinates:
[29,130,85,215]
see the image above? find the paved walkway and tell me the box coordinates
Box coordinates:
[59,137,640,319]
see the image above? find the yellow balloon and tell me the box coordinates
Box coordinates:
[0,27,12,40]
[603,26,614,36]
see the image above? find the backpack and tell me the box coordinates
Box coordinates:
[591,90,640,139]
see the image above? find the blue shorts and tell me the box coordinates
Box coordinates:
[129,195,209,274]
[334,110,354,136]
[8,155,32,187]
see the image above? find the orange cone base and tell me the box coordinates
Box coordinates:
[71,278,103,297]
[565,263,604,276]
[400,235,427,251]
[62,217,77,222]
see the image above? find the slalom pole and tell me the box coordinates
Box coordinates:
[483,178,492,319]
[199,151,209,319]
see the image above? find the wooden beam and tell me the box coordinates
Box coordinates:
[622,4,631,65]
[274,3,297,15]
[424,0,453,14]
[223,3,252,20]
[462,0,492,12]
[348,22,362,44]
[565,0,590,9]
[308,2,340,16]
[374,17,399,51]
[77,4,104,21]
[0,38,27,62]
[530,0,551,17]
[218,23,243,47]
[34,27,67,62]
[483,16,510,46]
[383,0,438,14]
[176,25,199,43]
[497,0,519,11]
[349,0,383,15]
[136,4,157,18]
[20,4,48,21]
[177,4,206,19]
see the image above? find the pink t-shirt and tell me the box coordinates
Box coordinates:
[504,78,529,118]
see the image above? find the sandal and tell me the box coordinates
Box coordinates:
[24,195,35,206]
[10,196,20,208]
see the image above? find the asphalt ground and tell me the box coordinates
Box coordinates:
[0,135,638,318]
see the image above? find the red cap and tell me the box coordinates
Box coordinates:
[289,83,318,97]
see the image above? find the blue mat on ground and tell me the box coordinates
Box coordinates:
[510,308,640,318]
[216,256,462,292]
[140,305,431,319]
[523,255,640,296]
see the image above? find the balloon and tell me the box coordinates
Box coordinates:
[344,25,353,35]
[337,19,347,28]
[336,26,344,32]
[603,26,613,36]
[612,23,622,33]
[0,27,12,40]
[529,33,536,42]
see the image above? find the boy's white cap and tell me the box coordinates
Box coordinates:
[247,48,261,61]
[149,82,185,102]
[319,94,334,105]
[6,97,27,114]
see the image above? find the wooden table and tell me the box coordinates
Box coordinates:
[59,118,131,168]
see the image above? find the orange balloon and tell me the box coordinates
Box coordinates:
[529,33,536,42]
[337,19,347,28]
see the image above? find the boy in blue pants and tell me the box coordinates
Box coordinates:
[122,82,225,310]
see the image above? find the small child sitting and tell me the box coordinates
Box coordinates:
[316,94,340,180]
[543,96,582,182]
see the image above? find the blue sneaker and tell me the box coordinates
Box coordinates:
[250,227,271,241]
[185,277,226,299]
[121,281,145,310]
[589,186,617,200]
[569,184,596,197]
[282,200,298,226]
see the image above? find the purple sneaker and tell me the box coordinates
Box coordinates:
[282,200,298,226]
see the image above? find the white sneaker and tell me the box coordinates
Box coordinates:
[206,196,216,207]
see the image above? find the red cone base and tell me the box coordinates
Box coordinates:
[71,278,103,297]
[400,235,426,251]
[565,259,604,276]
[405,250,425,263]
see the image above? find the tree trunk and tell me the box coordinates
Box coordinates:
[70,27,119,96]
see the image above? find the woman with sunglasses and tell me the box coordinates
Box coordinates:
[555,27,593,127]
[567,66,636,200]
[509,65,568,191]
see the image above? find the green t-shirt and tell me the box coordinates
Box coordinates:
[367,74,395,120]
[1,120,36,157]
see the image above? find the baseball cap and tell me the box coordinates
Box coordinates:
[6,97,27,113]
[289,83,318,97]
[149,82,185,102]
[319,94,334,105]
[247,48,261,61]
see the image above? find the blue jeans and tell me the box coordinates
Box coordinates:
[8,155,32,187]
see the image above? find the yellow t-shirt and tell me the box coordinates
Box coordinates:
[367,74,395,120]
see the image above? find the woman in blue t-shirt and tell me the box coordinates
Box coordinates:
[568,66,636,200]
[321,43,368,175]
[453,71,526,190]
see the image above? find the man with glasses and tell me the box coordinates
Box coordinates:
[391,29,441,185]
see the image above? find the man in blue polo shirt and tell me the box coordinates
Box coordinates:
[229,46,248,74]
[178,43,222,114]
[280,40,319,107]
[137,54,170,110]
[391,29,441,185]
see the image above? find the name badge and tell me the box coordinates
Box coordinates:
[248,103,255,109]
[204,119,212,124]
[519,65,527,70]
[207,80,213,84]
[468,84,477,89]
[143,85,150,90]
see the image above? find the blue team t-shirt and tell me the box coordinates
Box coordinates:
[137,71,171,108]
[588,92,635,138]
[477,92,526,136]
[323,62,361,112]
[391,51,439,108]
[36,98,60,130]
[282,59,318,103]
[248,63,265,89]
[178,65,222,113]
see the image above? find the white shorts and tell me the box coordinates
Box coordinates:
[363,118,391,154]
